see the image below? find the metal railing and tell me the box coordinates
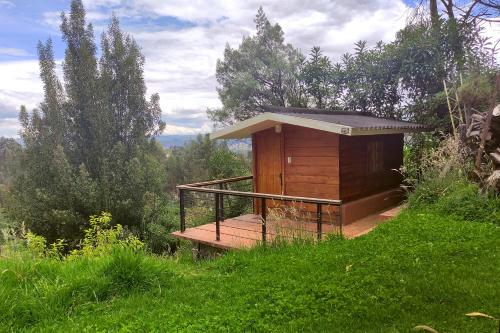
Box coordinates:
[177,175,343,243]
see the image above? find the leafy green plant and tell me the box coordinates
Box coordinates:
[70,212,143,258]
[142,193,179,254]
[25,232,47,258]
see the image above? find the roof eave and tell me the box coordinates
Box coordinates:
[210,112,431,139]
[210,113,352,139]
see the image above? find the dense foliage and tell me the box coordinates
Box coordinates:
[209,7,306,125]
[5,1,166,245]
[165,134,250,192]
[211,5,498,133]
[406,135,500,224]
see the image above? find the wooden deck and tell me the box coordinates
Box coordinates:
[172,205,402,250]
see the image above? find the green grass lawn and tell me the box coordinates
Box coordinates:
[1,207,499,332]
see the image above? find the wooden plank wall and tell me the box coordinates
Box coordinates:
[339,134,404,202]
[282,125,340,216]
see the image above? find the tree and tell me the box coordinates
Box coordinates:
[10,0,166,245]
[99,15,165,150]
[60,0,101,172]
[0,138,22,187]
[165,134,249,192]
[337,41,403,118]
[209,7,307,125]
[301,47,336,109]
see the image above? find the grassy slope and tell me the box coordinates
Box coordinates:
[1,208,499,332]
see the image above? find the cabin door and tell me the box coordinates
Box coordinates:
[254,128,284,213]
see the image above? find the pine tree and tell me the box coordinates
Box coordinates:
[10,0,166,244]
[60,0,101,173]
[99,15,165,150]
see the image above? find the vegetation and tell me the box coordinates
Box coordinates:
[211,4,498,128]
[0,193,499,331]
[0,2,498,331]
[6,1,165,246]
[165,134,250,192]
[0,0,496,252]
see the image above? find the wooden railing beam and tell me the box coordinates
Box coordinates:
[176,184,342,206]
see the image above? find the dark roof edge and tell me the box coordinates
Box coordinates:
[264,106,431,129]
[263,106,372,117]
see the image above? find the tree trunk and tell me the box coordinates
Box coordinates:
[430,0,439,28]
[475,74,500,169]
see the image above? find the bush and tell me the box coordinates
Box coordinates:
[142,193,179,254]
[434,181,500,224]
[407,135,500,225]
[409,175,500,225]
[70,212,143,258]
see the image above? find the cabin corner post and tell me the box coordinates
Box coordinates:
[179,188,186,232]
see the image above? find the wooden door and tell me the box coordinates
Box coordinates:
[253,128,283,213]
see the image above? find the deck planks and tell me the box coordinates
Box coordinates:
[172,206,401,250]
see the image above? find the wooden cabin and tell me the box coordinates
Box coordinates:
[210,106,428,225]
[172,107,428,251]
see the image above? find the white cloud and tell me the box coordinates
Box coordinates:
[0,60,42,117]
[0,47,31,57]
[0,0,418,137]
[0,118,21,138]
[0,0,14,8]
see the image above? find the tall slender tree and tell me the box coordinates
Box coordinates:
[11,0,166,244]
[60,0,102,172]
[100,15,164,150]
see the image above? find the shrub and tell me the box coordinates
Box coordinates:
[19,212,143,260]
[70,212,143,258]
[434,180,500,224]
[25,232,47,257]
[142,193,179,254]
[409,175,500,225]
[407,135,500,224]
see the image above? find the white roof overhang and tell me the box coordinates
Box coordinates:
[210,113,423,139]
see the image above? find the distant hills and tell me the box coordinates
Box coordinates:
[155,134,251,153]
[155,135,197,148]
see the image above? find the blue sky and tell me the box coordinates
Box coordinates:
[0,0,497,138]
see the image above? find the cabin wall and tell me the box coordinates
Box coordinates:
[252,127,404,223]
[252,125,340,216]
[339,134,404,202]
[283,125,340,200]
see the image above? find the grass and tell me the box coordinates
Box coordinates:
[0,207,499,332]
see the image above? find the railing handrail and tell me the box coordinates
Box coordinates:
[177,176,343,242]
[178,175,253,188]
[177,184,342,206]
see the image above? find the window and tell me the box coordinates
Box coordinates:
[367,140,384,174]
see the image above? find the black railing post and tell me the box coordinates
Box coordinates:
[316,203,322,240]
[215,193,221,241]
[219,183,225,221]
[339,204,343,237]
[261,198,267,243]
[179,189,186,232]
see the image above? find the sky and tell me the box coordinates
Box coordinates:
[0,0,498,138]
